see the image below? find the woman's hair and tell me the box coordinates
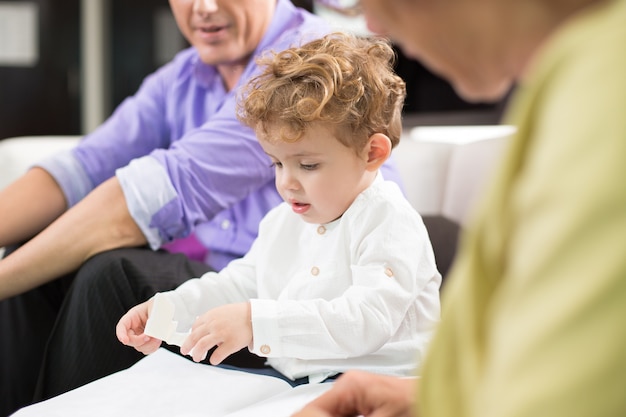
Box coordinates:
[238,32,406,151]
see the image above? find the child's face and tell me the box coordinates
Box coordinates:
[260,124,373,225]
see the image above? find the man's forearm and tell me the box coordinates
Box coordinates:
[0,168,67,248]
[0,177,147,300]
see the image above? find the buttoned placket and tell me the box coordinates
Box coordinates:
[309,224,328,278]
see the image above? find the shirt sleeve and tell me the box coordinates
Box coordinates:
[135,96,275,247]
[39,47,275,248]
[161,233,264,331]
[36,149,93,207]
[36,55,178,207]
[116,157,178,250]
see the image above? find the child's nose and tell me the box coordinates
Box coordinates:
[278,169,300,191]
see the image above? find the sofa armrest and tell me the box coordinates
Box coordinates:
[395,125,514,282]
[441,136,509,225]
[0,136,81,190]
[396,125,514,226]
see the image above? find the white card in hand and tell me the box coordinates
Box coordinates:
[144,293,189,346]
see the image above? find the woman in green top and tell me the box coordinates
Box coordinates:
[297,0,626,416]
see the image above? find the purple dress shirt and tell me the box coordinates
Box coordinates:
[38,0,404,270]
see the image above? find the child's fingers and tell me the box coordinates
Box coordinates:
[116,311,161,354]
[115,315,134,345]
[183,332,222,363]
[126,328,150,346]
[135,336,162,355]
[191,333,218,363]
[209,341,238,365]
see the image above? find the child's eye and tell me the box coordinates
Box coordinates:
[300,163,319,171]
[270,161,283,168]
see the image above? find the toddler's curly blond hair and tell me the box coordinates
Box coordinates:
[238,32,406,152]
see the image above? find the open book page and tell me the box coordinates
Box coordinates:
[224,382,333,417]
[12,348,325,417]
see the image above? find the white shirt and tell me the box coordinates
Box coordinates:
[164,174,441,381]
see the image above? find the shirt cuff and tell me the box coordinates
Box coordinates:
[116,156,177,250]
[36,150,93,207]
[250,299,282,357]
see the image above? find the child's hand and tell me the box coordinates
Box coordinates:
[115,298,162,355]
[180,302,252,364]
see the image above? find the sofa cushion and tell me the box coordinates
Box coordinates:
[0,136,79,190]
[421,214,460,288]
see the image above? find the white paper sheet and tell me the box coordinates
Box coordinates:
[144,293,190,346]
[12,349,331,417]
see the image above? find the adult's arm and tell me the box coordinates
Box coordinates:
[0,54,179,300]
[0,168,67,248]
[0,176,145,300]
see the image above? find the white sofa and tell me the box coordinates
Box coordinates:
[0,126,514,275]
[394,125,513,225]
[0,136,80,191]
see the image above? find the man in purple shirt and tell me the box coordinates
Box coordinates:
[0,1,402,415]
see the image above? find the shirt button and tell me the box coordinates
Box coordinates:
[311,266,320,276]
[384,267,394,277]
[220,219,230,230]
[260,344,271,355]
[317,225,326,235]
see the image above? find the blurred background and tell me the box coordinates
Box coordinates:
[0,0,511,141]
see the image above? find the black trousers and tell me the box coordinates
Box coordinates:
[0,247,264,416]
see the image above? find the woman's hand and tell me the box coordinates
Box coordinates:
[293,370,417,417]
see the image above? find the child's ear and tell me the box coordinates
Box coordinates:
[365,133,392,171]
